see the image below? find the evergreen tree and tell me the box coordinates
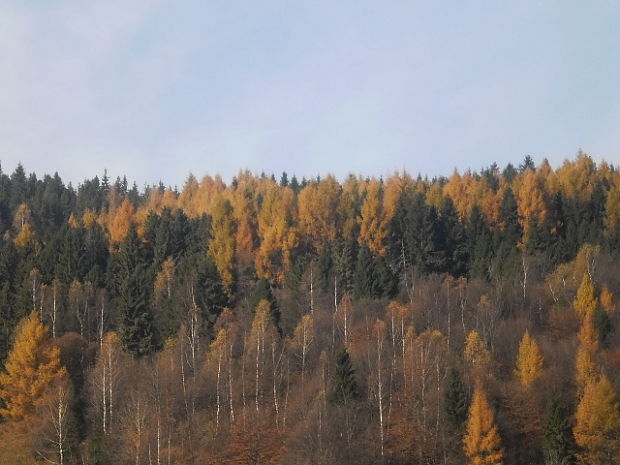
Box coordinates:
[445,367,469,431]
[468,205,492,280]
[331,348,359,404]
[112,224,161,357]
[353,246,381,299]
[441,196,469,276]
[542,393,574,465]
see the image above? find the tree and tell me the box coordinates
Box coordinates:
[298,176,340,252]
[445,367,469,431]
[542,393,574,465]
[574,273,597,321]
[331,348,359,404]
[464,330,491,371]
[463,387,504,465]
[353,246,381,299]
[576,314,600,392]
[358,180,390,256]
[250,278,281,335]
[209,195,236,292]
[112,224,161,357]
[255,183,298,283]
[0,312,67,420]
[514,330,544,388]
[574,376,620,465]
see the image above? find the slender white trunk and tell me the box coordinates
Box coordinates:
[215,348,222,434]
[108,342,113,427]
[377,330,384,462]
[310,265,314,313]
[228,341,235,424]
[52,283,57,339]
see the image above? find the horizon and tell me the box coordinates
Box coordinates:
[0,150,615,190]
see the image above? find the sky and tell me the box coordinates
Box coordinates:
[1,1,620,188]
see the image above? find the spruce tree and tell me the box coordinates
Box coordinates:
[113,224,161,357]
[444,367,469,431]
[331,348,359,404]
[542,393,574,465]
[441,196,469,277]
[468,205,492,280]
[353,246,380,299]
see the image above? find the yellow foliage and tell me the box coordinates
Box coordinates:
[291,314,314,354]
[109,198,135,243]
[574,376,620,465]
[67,213,80,228]
[209,195,236,290]
[464,330,491,370]
[82,209,97,228]
[600,285,614,313]
[0,312,66,420]
[14,223,35,248]
[298,176,340,251]
[358,179,389,256]
[251,300,278,345]
[574,273,597,321]
[463,387,504,465]
[154,258,175,301]
[514,330,544,388]
[13,203,32,231]
[557,152,598,200]
[255,183,298,283]
[576,315,600,392]
[515,169,547,239]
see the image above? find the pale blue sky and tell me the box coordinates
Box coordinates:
[1,1,619,187]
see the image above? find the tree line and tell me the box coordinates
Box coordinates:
[1,153,620,464]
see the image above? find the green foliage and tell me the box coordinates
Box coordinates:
[111,224,161,357]
[444,367,469,431]
[331,348,359,405]
[542,394,574,465]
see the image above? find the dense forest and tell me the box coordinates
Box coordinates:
[2,153,620,464]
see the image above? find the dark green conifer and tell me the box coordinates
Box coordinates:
[331,348,359,404]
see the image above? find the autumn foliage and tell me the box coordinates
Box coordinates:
[1,155,620,463]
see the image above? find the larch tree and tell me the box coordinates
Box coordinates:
[514,330,544,388]
[576,314,600,393]
[0,312,67,421]
[516,168,548,239]
[298,176,340,252]
[574,375,620,465]
[464,330,491,371]
[209,195,236,292]
[574,272,597,321]
[109,198,135,243]
[358,179,390,256]
[256,183,298,283]
[599,285,614,313]
[463,387,504,465]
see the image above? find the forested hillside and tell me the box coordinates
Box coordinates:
[2,153,620,464]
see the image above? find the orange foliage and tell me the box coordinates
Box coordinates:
[0,312,66,421]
